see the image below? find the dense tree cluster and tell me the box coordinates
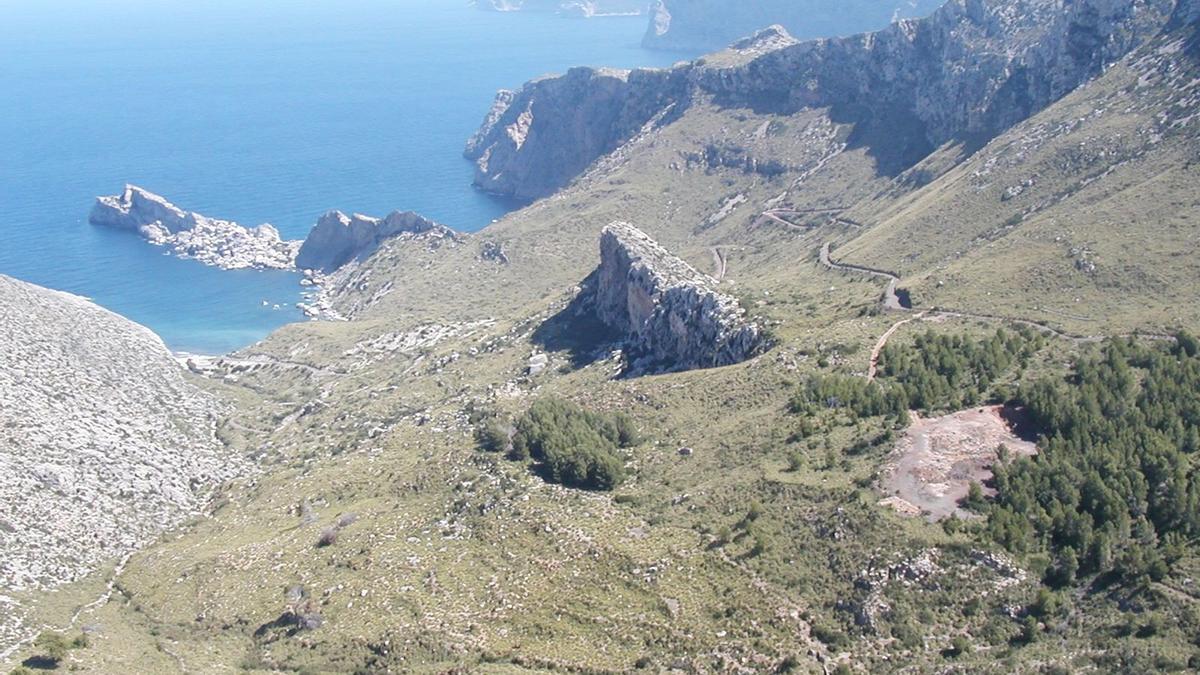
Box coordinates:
[789,374,908,419]
[877,328,1043,411]
[987,338,1200,586]
[508,398,638,491]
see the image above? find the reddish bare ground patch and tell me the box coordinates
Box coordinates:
[879,405,1037,521]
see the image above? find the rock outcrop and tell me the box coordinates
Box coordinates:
[295,210,458,272]
[468,0,1178,200]
[90,185,300,270]
[476,0,647,16]
[641,0,944,52]
[581,222,762,373]
[0,274,247,651]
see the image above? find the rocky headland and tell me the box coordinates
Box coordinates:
[0,274,248,653]
[465,66,689,200]
[475,0,647,16]
[469,0,1178,200]
[90,185,300,271]
[296,210,458,273]
[580,222,762,373]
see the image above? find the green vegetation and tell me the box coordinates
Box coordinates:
[877,328,1044,411]
[987,338,1200,586]
[509,398,639,491]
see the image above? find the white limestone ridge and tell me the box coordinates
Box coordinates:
[0,274,249,652]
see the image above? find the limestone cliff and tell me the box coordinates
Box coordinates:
[0,275,247,651]
[295,210,459,273]
[90,185,300,270]
[642,0,945,52]
[581,222,761,373]
[468,0,1177,200]
[465,67,688,200]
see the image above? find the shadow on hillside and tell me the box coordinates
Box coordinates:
[531,291,621,370]
[999,404,1042,444]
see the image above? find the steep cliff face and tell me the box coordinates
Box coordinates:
[0,274,246,650]
[469,0,1177,199]
[90,185,299,270]
[465,67,689,200]
[642,0,945,52]
[295,210,458,272]
[583,222,761,373]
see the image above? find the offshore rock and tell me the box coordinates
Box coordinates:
[89,185,300,270]
[295,210,458,272]
[583,222,762,373]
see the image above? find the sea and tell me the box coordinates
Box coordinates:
[0,0,692,354]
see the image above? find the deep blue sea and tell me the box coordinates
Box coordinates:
[0,0,690,354]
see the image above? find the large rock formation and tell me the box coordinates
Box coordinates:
[0,274,247,650]
[90,185,300,270]
[465,67,689,200]
[642,0,944,52]
[295,210,459,272]
[476,0,647,15]
[468,0,1178,200]
[582,222,761,373]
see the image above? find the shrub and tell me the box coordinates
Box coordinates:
[943,635,972,658]
[511,398,631,490]
[474,419,512,454]
[31,631,69,666]
[316,527,339,548]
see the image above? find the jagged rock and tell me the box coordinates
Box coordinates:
[468,0,1178,200]
[642,0,944,52]
[581,222,762,373]
[295,210,458,272]
[89,185,300,270]
[0,274,247,647]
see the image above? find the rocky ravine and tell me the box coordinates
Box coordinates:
[642,0,945,52]
[0,275,247,653]
[468,0,1177,200]
[580,222,762,373]
[90,185,299,270]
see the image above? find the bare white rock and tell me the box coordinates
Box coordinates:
[90,185,301,271]
[0,275,249,652]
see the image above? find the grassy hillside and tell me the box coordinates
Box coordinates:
[6,9,1200,675]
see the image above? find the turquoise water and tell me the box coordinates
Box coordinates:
[0,0,691,354]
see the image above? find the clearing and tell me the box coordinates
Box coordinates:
[879,405,1037,521]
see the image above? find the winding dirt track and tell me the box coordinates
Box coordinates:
[814,241,1175,368]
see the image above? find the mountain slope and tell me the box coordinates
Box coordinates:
[0,275,246,658]
[7,1,1200,673]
